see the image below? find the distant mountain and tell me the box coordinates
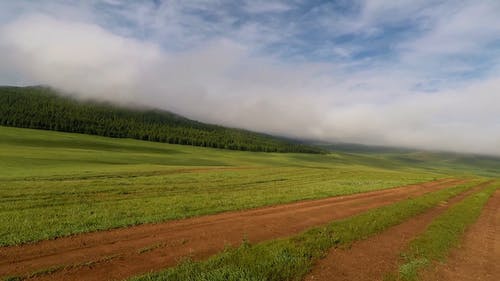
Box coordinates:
[0,86,322,153]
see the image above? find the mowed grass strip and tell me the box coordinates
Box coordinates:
[0,167,435,247]
[395,181,498,281]
[0,127,441,246]
[128,181,482,281]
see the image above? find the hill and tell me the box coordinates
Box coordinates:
[0,86,321,153]
[316,143,500,177]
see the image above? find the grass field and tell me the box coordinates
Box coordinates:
[1,125,498,247]
[1,125,499,281]
[0,126,450,246]
[129,181,482,281]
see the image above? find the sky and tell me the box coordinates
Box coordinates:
[0,0,499,155]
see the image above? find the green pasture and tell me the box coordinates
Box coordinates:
[0,126,451,246]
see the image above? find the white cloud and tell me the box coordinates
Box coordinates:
[243,0,293,14]
[398,1,500,57]
[0,1,499,156]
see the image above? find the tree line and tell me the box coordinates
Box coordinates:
[0,86,323,153]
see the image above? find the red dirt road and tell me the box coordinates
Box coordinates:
[304,181,489,281]
[0,179,463,281]
[422,189,500,281]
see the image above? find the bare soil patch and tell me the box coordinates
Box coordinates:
[0,179,463,281]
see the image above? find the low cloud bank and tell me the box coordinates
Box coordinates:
[0,14,499,156]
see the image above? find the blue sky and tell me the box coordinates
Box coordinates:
[86,0,498,80]
[0,1,499,154]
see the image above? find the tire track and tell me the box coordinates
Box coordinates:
[0,179,463,281]
[304,181,489,281]
[422,189,500,281]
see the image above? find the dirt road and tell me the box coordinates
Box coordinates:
[0,179,464,281]
[304,181,489,281]
[422,189,499,281]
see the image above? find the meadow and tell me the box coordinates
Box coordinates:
[1,125,499,281]
[0,125,452,246]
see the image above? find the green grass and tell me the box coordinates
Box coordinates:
[396,181,498,281]
[128,181,482,281]
[2,125,498,247]
[0,126,446,246]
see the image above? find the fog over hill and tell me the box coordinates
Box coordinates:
[0,1,499,155]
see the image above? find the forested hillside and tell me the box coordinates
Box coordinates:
[0,86,321,153]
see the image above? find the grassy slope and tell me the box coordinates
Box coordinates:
[1,126,498,246]
[129,181,482,281]
[0,126,442,246]
[320,144,500,178]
